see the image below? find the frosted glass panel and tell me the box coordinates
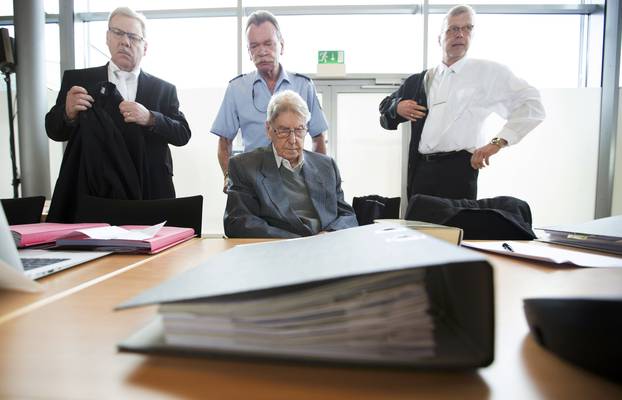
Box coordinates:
[478,88,600,226]
[82,18,237,89]
[172,87,228,235]
[74,1,235,12]
[613,89,622,216]
[244,1,415,5]
[336,93,402,204]
[243,15,422,74]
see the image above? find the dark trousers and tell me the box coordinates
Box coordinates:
[410,150,479,200]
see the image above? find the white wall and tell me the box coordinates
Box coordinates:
[171,87,227,235]
[478,88,601,227]
[612,89,622,216]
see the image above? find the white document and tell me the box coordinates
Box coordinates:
[76,222,166,241]
[462,240,622,268]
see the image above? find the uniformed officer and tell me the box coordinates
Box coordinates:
[211,10,328,192]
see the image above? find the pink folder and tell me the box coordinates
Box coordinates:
[10,222,110,247]
[54,225,196,254]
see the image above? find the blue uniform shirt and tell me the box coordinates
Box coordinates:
[211,66,329,152]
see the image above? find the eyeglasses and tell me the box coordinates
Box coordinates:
[108,27,144,45]
[271,126,307,139]
[446,24,474,36]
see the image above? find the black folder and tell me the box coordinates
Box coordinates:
[538,215,622,256]
[117,223,494,369]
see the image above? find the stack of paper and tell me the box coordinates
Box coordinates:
[160,269,434,361]
[374,219,463,245]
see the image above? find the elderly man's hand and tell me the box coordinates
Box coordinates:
[119,101,155,126]
[470,144,502,170]
[396,99,427,122]
[222,173,229,194]
[65,86,94,121]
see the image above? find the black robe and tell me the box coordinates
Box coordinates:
[47,82,146,222]
[45,64,191,222]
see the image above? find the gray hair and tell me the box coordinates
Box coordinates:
[267,90,311,125]
[246,10,283,41]
[108,7,148,38]
[440,4,476,34]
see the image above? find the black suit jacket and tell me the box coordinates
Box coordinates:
[46,64,191,199]
[379,70,428,199]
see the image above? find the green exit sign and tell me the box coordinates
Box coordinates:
[318,50,344,64]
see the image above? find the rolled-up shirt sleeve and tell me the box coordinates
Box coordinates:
[211,83,240,141]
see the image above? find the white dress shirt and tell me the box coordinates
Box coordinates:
[108,61,140,102]
[272,145,305,172]
[419,58,545,154]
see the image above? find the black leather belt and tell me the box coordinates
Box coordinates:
[419,151,463,162]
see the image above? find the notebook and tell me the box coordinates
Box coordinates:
[0,207,110,292]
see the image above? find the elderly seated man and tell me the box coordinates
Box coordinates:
[224,90,358,238]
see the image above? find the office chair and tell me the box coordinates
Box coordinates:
[352,195,401,226]
[73,195,203,236]
[0,196,46,225]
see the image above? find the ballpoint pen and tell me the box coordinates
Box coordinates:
[502,242,514,252]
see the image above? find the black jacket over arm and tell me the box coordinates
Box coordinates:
[45,65,191,221]
[46,65,191,202]
[47,82,144,222]
[379,70,428,199]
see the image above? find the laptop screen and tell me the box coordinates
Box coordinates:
[0,207,41,292]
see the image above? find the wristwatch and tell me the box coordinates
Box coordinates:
[490,137,508,148]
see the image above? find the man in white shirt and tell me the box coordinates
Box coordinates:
[379,4,545,200]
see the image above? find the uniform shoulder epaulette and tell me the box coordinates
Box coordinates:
[229,73,245,83]
[294,72,311,81]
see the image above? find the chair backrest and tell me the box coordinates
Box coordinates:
[73,195,203,236]
[352,195,401,226]
[0,196,46,225]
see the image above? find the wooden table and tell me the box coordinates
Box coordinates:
[0,238,620,399]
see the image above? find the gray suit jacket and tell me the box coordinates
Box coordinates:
[224,146,358,238]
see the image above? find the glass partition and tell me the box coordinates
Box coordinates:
[336,92,402,203]
[243,14,423,75]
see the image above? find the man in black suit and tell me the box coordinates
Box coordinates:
[45,7,190,221]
